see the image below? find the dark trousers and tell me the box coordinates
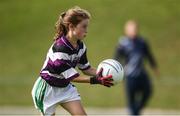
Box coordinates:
[125,75,152,115]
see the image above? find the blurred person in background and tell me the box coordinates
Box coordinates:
[114,20,159,115]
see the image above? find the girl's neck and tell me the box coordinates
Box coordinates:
[66,34,78,49]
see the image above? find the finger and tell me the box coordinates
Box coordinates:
[104,77,114,81]
[97,68,103,74]
[104,81,114,86]
[103,85,111,88]
[108,78,114,81]
[104,83,114,87]
[101,80,114,87]
[101,80,113,86]
[97,68,103,77]
[101,75,112,80]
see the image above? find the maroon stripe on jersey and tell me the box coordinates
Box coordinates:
[44,58,71,75]
[52,36,84,55]
[40,73,79,87]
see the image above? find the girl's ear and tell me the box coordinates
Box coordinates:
[68,24,75,31]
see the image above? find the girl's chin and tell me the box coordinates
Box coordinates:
[79,36,85,40]
[79,38,84,41]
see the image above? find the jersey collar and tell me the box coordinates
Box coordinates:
[61,35,80,51]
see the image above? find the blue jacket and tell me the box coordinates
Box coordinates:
[114,36,157,78]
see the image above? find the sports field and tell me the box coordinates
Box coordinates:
[0,0,180,113]
[0,107,180,115]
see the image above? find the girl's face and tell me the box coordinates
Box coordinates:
[72,19,89,40]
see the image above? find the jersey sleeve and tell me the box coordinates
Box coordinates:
[77,44,91,70]
[61,67,80,79]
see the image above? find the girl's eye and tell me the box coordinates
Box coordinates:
[83,25,87,29]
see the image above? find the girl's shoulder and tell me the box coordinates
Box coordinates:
[52,39,73,54]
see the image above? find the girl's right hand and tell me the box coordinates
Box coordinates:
[90,68,114,87]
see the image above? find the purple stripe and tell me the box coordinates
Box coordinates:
[43,58,71,75]
[56,37,65,46]
[46,58,71,69]
[61,36,81,51]
[55,35,84,56]
[48,58,79,68]
[43,58,80,74]
[40,72,79,87]
[61,37,74,50]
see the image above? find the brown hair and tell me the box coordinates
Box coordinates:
[54,6,91,40]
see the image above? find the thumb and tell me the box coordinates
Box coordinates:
[97,68,103,77]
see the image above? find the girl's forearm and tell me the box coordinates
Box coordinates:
[72,67,97,83]
[72,75,90,83]
[82,67,97,76]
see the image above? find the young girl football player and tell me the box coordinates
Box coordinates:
[32,6,113,116]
